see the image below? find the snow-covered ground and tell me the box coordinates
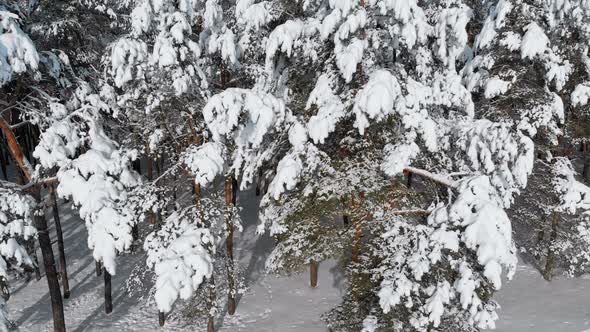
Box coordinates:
[7,187,590,331]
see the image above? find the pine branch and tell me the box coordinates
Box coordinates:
[403,167,458,189]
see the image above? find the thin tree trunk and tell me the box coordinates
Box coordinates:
[225,176,236,315]
[96,261,102,277]
[132,224,139,242]
[50,185,70,299]
[207,276,216,332]
[343,215,349,226]
[159,312,165,327]
[543,212,559,281]
[255,168,262,196]
[146,156,153,181]
[310,260,319,288]
[583,142,590,183]
[104,267,112,314]
[34,210,66,332]
[0,142,7,180]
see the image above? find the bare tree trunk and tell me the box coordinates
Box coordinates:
[0,142,7,180]
[50,185,70,299]
[310,260,318,288]
[225,176,236,315]
[342,215,349,226]
[132,224,139,242]
[95,261,102,277]
[255,168,263,196]
[583,142,590,183]
[404,169,413,188]
[34,209,66,332]
[146,156,153,181]
[207,276,216,332]
[159,312,165,327]
[543,212,559,281]
[104,267,112,314]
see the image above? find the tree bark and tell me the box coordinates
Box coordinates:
[50,185,70,299]
[0,117,33,180]
[255,168,263,196]
[158,312,165,327]
[104,267,112,314]
[543,212,559,281]
[310,260,319,288]
[225,176,236,315]
[96,261,102,277]
[146,156,153,181]
[34,211,66,332]
[207,276,216,332]
[0,142,7,180]
[583,142,590,183]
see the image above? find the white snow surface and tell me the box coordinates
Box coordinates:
[7,190,590,331]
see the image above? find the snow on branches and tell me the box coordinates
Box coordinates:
[0,188,36,277]
[376,176,517,330]
[0,5,39,86]
[34,88,140,275]
[144,209,216,314]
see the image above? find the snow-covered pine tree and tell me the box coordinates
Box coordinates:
[247,0,536,330]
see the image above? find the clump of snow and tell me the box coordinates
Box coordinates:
[306,74,345,144]
[520,22,549,59]
[181,142,226,187]
[0,8,39,86]
[484,77,511,98]
[145,210,215,313]
[572,83,590,107]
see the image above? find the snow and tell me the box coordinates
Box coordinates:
[181,142,226,187]
[145,211,215,313]
[572,83,590,107]
[552,157,590,214]
[353,70,401,135]
[520,22,549,59]
[0,9,39,86]
[484,77,511,99]
[6,186,590,332]
[265,20,305,72]
[306,74,345,144]
[7,188,344,331]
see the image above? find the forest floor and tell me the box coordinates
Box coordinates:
[6,188,590,331]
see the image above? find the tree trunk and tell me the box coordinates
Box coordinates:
[146,156,153,181]
[95,261,102,277]
[255,168,263,196]
[34,211,66,332]
[159,312,165,327]
[50,185,70,299]
[225,176,236,315]
[343,215,349,226]
[28,240,41,281]
[207,276,216,332]
[104,267,112,314]
[543,212,559,281]
[193,180,201,213]
[583,142,590,183]
[132,224,139,242]
[310,260,319,288]
[0,142,7,180]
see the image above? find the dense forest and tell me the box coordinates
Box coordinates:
[1,0,590,331]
